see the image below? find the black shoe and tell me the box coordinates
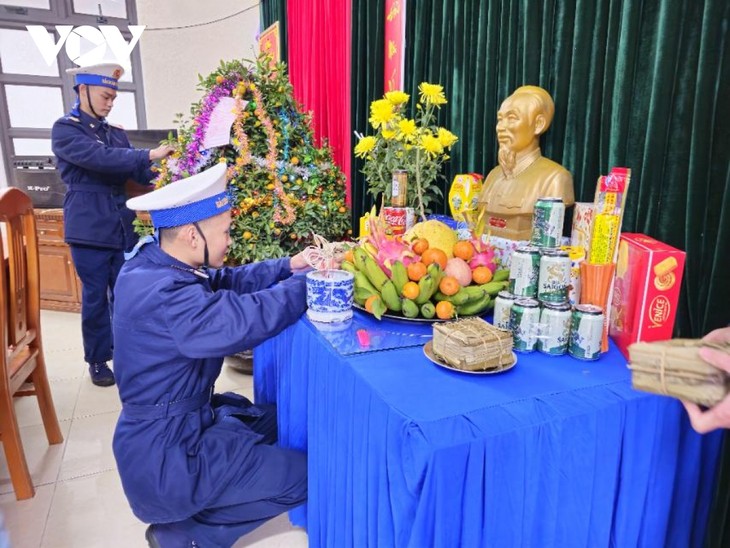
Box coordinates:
[227,350,253,376]
[89,362,115,387]
[146,524,198,547]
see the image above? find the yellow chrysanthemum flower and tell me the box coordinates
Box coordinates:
[369,99,394,128]
[438,127,458,148]
[385,90,410,106]
[354,135,377,158]
[420,133,444,157]
[382,127,397,140]
[419,82,448,106]
[398,119,417,139]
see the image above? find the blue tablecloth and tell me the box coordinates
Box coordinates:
[254,312,722,548]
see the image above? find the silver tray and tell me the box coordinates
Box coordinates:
[352,302,448,323]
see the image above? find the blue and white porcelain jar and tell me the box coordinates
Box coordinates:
[306,269,354,323]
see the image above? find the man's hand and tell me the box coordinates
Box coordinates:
[290,249,344,272]
[149,144,176,161]
[290,251,310,272]
[330,248,346,270]
[682,326,730,433]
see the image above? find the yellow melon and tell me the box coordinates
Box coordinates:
[404,220,458,259]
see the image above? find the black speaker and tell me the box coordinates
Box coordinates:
[11,159,65,209]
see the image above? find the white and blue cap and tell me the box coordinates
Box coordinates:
[66,62,124,91]
[127,162,230,228]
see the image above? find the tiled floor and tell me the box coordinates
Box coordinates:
[0,310,308,547]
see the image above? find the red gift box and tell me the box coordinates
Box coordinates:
[609,233,686,358]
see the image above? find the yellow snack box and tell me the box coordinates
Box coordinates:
[448,173,483,222]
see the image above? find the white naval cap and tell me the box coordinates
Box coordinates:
[127,162,230,228]
[67,63,124,90]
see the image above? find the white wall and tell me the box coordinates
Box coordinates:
[135,0,261,129]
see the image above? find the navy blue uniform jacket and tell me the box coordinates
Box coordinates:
[51,111,154,249]
[112,243,307,523]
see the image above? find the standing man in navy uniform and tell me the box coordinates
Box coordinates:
[114,162,317,547]
[51,63,175,387]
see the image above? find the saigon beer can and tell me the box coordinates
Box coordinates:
[391,170,408,207]
[493,290,517,331]
[508,245,540,297]
[568,304,604,360]
[510,298,541,352]
[531,197,565,247]
[538,249,571,303]
[537,302,572,356]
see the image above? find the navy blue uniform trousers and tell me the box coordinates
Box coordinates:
[69,245,125,364]
[168,403,307,547]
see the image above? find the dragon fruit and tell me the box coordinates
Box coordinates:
[469,246,497,273]
[361,207,418,275]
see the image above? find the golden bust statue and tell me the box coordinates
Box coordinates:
[478,85,575,241]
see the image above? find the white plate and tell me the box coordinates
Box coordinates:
[423,341,517,375]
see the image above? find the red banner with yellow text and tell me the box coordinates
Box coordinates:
[258,22,281,67]
[384,0,406,92]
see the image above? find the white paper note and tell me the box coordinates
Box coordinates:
[202,97,247,149]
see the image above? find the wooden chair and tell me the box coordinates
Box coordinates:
[0,187,63,500]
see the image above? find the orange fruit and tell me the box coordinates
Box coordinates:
[435,300,455,320]
[472,266,493,285]
[421,248,448,270]
[438,276,460,296]
[365,295,380,313]
[412,238,429,256]
[407,261,428,281]
[344,249,355,264]
[453,241,475,261]
[402,281,420,300]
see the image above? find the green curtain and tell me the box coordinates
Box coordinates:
[403,0,729,339]
[260,0,288,62]
[350,0,386,230]
[402,1,730,543]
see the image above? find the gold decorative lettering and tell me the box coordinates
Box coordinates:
[649,295,670,327]
[387,1,401,22]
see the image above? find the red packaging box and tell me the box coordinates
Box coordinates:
[609,233,686,358]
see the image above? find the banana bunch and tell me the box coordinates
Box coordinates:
[342,246,510,321]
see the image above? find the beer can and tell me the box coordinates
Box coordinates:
[538,249,571,303]
[531,197,565,247]
[510,298,540,352]
[508,245,540,298]
[391,170,408,207]
[537,302,572,356]
[569,304,604,360]
[493,291,517,331]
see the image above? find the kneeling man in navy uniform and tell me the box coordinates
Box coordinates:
[113,162,317,547]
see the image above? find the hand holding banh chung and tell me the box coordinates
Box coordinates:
[682,326,730,433]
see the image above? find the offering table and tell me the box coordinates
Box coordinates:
[254,311,721,548]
